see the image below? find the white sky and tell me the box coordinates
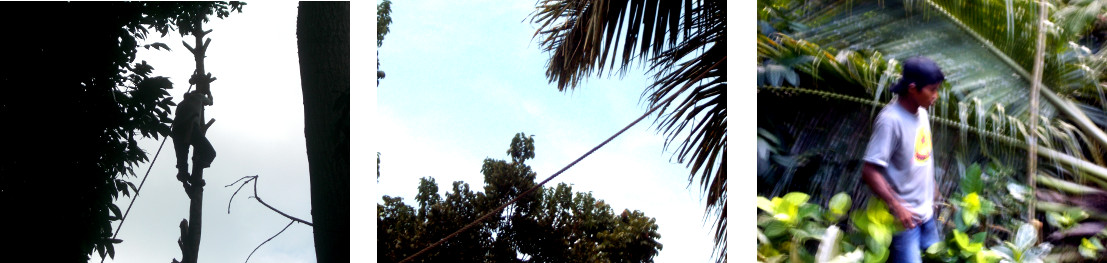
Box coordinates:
[106,2,316,263]
[374,1,734,262]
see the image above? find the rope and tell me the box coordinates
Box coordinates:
[102,84,193,263]
[398,56,727,263]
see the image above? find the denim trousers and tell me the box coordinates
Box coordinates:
[888,217,939,263]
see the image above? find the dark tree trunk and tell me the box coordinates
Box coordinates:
[296,2,351,263]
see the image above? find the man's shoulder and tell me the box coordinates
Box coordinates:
[875,104,906,122]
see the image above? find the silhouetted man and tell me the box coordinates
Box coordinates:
[173,90,215,187]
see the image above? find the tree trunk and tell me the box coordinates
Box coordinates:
[296,2,350,263]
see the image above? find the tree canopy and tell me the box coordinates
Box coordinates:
[378,133,663,262]
[0,2,241,261]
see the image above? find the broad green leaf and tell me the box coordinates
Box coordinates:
[799,203,822,221]
[989,245,1014,261]
[954,230,970,249]
[828,192,851,221]
[1080,238,1098,258]
[962,163,983,194]
[1015,223,1037,250]
[868,224,892,248]
[927,241,947,255]
[758,196,776,214]
[1046,211,1068,229]
[783,192,811,207]
[764,220,789,238]
[973,249,999,263]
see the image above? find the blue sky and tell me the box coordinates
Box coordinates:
[375,1,720,262]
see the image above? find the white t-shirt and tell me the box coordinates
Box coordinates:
[863,102,936,221]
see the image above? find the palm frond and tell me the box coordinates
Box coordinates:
[530,0,727,261]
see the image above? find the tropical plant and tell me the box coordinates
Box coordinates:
[528,1,727,261]
[989,223,1053,263]
[757,192,861,263]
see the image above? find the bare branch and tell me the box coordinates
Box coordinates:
[244,220,295,263]
[225,175,313,226]
[225,175,257,214]
[251,177,313,226]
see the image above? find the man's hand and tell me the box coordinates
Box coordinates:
[862,163,921,229]
[890,202,920,229]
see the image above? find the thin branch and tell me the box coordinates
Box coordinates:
[244,220,295,263]
[251,178,313,226]
[225,175,257,214]
[225,175,314,226]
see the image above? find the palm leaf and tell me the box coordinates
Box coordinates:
[530,0,727,261]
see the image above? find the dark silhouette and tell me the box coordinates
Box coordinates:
[297,2,351,263]
[0,2,241,261]
[172,90,216,188]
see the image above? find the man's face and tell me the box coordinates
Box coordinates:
[910,82,941,108]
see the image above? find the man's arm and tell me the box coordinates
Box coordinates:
[862,162,920,229]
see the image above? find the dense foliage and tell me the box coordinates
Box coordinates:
[0,2,242,261]
[378,133,662,262]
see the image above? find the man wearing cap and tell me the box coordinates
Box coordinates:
[861,56,944,262]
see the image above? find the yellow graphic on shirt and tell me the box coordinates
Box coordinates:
[915,127,932,164]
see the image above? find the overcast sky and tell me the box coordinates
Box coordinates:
[374,1,721,262]
[106,2,316,263]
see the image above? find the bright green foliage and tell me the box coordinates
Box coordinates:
[757,191,858,263]
[827,192,852,223]
[377,133,662,263]
[952,163,996,229]
[1079,237,1104,259]
[1045,209,1089,231]
[987,223,1052,263]
[848,199,901,263]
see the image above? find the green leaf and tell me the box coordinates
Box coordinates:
[971,232,988,244]
[798,203,822,221]
[962,163,984,194]
[1015,223,1038,250]
[828,192,851,221]
[927,241,947,255]
[782,192,811,207]
[758,196,776,214]
[954,230,970,249]
[764,220,789,238]
[1081,238,1098,258]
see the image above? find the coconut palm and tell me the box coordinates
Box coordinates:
[529,0,726,261]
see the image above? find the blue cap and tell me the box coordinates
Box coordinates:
[891,57,945,94]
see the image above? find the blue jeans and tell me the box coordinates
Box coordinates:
[888,217,939,263]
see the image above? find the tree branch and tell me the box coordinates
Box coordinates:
[225,175,314,226]
[244,220,295,263]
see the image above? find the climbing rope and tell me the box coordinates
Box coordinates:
[398,56,727,263]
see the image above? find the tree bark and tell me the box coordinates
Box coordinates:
[296,2,351,263]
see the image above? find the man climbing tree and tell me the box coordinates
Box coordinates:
[172,90,216,189]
